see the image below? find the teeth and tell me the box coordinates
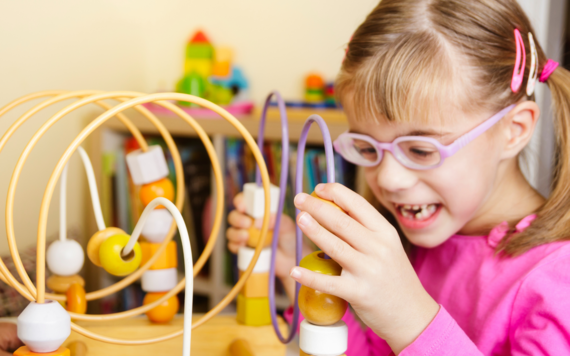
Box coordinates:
[402,209,411,218]
[398,203,439,221]
[404,205,411,210]
[428,205,436,213]
[421,204,427,210]
[413,205,419,210]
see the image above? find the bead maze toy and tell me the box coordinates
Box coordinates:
[0,90,347,356]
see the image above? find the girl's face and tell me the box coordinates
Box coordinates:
[344,100,507,247]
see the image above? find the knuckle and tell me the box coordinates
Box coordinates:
[330,239,346,258]
[334,214,352,231]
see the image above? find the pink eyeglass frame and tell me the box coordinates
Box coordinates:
[333,105,515,170]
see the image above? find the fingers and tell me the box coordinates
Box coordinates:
[294,191,370,252]
[313,183,392,233]
[227,210,253,229]
[290,266,351,301]
[233,193,247,213]
[226,227,249,253]
[296,211,357,270]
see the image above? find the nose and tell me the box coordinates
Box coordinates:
[375,151,418,192]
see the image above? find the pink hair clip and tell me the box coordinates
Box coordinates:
[511,29,526,93]
[540,59,559,83]
[526,32,538,96]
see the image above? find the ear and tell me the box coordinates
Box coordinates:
[500,101,540,159]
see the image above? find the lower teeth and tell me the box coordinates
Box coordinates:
[401,204,437,220]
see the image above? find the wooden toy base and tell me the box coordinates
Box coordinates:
[64,314,288,356]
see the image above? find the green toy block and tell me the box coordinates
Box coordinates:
[186,44,213,59]
[236,293,271,326]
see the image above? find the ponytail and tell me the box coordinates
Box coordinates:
[499,67,570,254]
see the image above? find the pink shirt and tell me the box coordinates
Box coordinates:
[287,215,570,355]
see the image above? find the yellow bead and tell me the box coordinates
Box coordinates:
[298,286,347,326]
[66,283,87,314]
[47,274,84,294]
[310,191,344,213]
[236,294,271,326]
[99,234,142,276]
[14,347,70,356]
[229,339,255,356]
[298,251,347,325]
[87,227,126,267]
[140,241,178,270]
[143,292,179,323]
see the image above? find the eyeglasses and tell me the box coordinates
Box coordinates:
[333,105,515,170]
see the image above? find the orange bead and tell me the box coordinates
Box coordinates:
[14,346,70,356]
[87,227,127,267]
[47,274,84,294]
[143,292,179,323]
[247,222,273,248]
[140,241,178,270]
[239,271,269,298]
[66,283,87,314]
[139,178,174,208]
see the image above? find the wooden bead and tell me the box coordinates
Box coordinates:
[298,251,347,326]
[46,240,84,276]
[139,178,174,208]
[298,286,347,326]
[247,223,273,248]
[66,283,87,314]
[87,227,126,267]
[229,339,255,356]
[66,341,87,356]
[140,241,178,270]
[239,271,268,298]
[310,191,344,213]
[236,294,271,326]
[14,346,70,356]
[99,234,142,276]
[47,275,84,294]
[143,292,179,323]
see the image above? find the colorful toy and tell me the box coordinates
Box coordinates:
[176,30,251,106]
[305,73,325,103]
[0,91,273,356]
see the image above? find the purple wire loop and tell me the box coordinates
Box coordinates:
[295,115,336,261]
[255,91,299,344]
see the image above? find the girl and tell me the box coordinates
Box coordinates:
[228,0,570,354]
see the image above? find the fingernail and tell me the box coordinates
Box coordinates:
[294,193,308,206]
[298,212,313,227]
[290,267,302,279]
[315,184,324,192]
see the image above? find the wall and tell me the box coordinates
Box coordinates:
[0,0,378,256]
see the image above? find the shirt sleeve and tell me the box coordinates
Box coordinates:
[509,255,570,355]
[284,306,393,356]
[398,306,483,356]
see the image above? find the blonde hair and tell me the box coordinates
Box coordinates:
[338,0,570,255]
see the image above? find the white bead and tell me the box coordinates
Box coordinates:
[141,268,178,292]
[141,209,174,243]
[300,320,348,356]
[243,182,280,219]
[126,145,169,185]
[17,301,71,353]
[237,247,271,273]
[46,239,84,276]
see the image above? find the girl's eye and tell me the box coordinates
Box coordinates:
[397,141,441,166]
[352,141,378,162]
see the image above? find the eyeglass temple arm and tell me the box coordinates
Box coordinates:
[445,105,516,154]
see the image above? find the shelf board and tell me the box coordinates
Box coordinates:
[102,107,348,144]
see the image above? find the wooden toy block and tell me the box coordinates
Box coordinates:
[64,314,288,356]
[13,346,70,356]
[140,240,178,270]
[236,294,271,326]
[239,271,269,298]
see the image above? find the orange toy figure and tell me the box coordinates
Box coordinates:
[143,292,180,323]
[140,177,174,208]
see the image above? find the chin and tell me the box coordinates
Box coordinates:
[404,231,451,248]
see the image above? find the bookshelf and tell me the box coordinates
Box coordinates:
[85,106,349,313]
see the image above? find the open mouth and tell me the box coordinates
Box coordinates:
[393,203,442,229]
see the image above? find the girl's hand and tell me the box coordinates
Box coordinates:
[0,323,23,356]
[226,193,312,302]
[290,183,439,354]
